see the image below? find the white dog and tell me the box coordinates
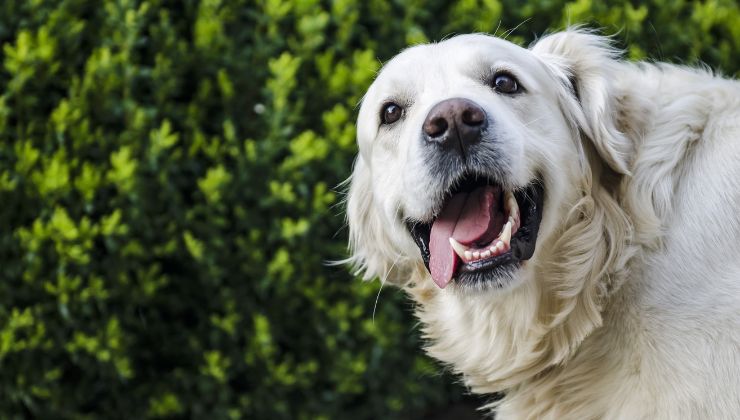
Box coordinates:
[345,30,740,419]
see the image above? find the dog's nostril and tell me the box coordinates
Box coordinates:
[424,117,449,138]
[462,108,485,126]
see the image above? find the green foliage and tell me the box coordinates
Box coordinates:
[0,0,737,418]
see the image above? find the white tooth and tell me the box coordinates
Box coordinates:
[500,221,512,247]
[464,251,473,260]
[496,241,504,252]
[509,216,517,233]
[449,237,469,260]
[473,251,481,259]
[489,245,497,253]
[481,250,491,258]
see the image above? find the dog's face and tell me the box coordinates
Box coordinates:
[351,34,603,292]
[347,32,635,390]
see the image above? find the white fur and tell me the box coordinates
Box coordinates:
[346,29,740,419]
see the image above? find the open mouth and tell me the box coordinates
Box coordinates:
[407,174,544,289]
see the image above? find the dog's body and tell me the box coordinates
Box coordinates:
[346,30,740,419]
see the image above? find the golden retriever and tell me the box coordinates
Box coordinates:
[346,30,740,419]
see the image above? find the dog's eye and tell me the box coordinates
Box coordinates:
[381,102,403,124]
[492,73,520,94]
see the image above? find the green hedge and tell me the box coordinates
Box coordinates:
[1,0,737,418]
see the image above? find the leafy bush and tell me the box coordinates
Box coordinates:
[0,0,737,418]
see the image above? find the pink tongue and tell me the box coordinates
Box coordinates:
[429,186,501,288]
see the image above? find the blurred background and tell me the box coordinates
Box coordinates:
[0,0,738,418]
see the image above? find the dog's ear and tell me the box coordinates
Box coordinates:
[344,156,409,285]
[531,30,632,175]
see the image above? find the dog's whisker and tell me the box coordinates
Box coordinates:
[373,253,402,324]
[522,116,546,128]
[494,20,503,38]
[502,18,531,40]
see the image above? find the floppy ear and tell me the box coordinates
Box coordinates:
[531,30,633,175]
[344,156,410,284]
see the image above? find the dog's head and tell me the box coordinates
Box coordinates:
[346,30,636,391]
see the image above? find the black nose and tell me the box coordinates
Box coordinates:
[422,98,487,156]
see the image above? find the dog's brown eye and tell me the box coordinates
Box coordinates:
[493,73,520,94]
[381,102,403,124]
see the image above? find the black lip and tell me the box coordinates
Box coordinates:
[407,181,544,287]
